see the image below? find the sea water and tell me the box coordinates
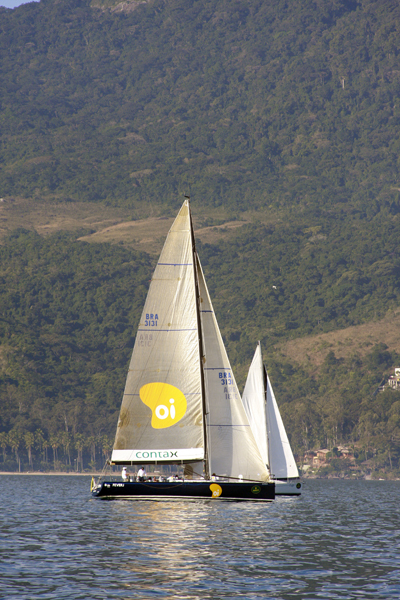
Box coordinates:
[1,476,399,599]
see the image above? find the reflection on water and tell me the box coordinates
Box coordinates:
[1,476,400,599]
[115,500,213,593]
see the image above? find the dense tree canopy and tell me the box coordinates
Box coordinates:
[0,230,151,437]
[1,0,400,474]
[0,226,399,474]
[1,0,400,214]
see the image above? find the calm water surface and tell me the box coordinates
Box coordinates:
[1,476,399,599]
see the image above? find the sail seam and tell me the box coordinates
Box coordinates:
[208,424,250,427]
[137,328,197,332]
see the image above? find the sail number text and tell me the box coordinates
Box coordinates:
[219,371,233,385]
[138,333,153,347]
[145,313,158,327]
[219,371,237,400]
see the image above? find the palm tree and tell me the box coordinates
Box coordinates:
[24,432,35,469]
[74,433,86,472]
[87,436,96,468]
[49,434,60,471]
[8,429,22,472]
[35,429,45,462]
[61,432,72,468]
[43,438,50,465]
[0,432,8,464]
[101,435,113,463]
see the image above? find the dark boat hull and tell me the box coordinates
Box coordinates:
[91,480,275,501]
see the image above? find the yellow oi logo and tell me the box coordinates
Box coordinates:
[139,382,187,429]
[210,484,222,498]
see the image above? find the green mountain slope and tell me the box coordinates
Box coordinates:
[0,230,152,436]
[1,0,400,475]
[1,0,400,214]
[0,224,399,475]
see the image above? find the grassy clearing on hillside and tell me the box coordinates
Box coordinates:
[0,196,273,254]
[279,308,400,372]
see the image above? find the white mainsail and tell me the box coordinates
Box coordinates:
[112,201,204,463]
[242,342,299,480]
[196,256,270,482]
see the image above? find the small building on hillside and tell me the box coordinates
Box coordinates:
[313,449,330,467]
[337,446,356,461]
[387,367,400,390]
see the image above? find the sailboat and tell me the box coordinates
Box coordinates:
[241,342,301,496]
[91,200,275,501]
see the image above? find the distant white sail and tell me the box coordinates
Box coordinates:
[241,344,269,465]
[265,372,299,479]
[242,342,299,480]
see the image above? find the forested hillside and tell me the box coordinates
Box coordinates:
[1,0,400,475]
[1,0,400,214]
[1,224,399,476]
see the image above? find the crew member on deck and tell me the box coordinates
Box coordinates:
[137,466,146,481]
[121,467,129,481]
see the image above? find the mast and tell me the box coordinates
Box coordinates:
[258,340,271,471]
[187,196,210,479]
[262,354,271,473]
